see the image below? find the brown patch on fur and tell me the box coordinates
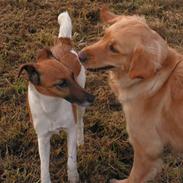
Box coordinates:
[19,57,91,105]
[51,38,81,77]
[72,104,77,124]
[37,48,53,61]
[26,90,33,123]
[128,45,156,79]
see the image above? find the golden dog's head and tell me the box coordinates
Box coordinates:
[79,7,168,79]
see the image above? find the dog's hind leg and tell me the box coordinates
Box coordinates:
[66,126,79,183]
[76,106,85,146]
[76,65,86,146]
[38,134,51,183]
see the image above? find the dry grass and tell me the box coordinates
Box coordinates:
[0,0,183,182]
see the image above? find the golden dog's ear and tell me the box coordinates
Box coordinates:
[100,6,120,24]
[128,45,156,79]
[18,63,40,85]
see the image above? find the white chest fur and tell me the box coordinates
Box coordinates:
[28,83,75,136]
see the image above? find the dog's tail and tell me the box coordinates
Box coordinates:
[58,11,72,39]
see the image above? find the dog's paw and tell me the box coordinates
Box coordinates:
[110,179,121,183]
[110,179,128,183]
[68,170,79,183]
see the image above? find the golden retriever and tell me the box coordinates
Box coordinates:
[78,7,183,183]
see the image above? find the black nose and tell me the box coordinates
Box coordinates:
[86,93,95,103]
[78,51,88,63]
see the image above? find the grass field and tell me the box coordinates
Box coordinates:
[0,0,183,182]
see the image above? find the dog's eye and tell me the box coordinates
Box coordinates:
[57,80,68,88]
[109,44,119,53]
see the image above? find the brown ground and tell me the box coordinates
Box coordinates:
[0,0,183,182]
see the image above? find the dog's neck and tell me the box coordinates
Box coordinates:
[110,48,182,103]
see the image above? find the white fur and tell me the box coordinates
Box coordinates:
[70,49,78,56]
[69,49,86,145]
[28,63,85,182]
[28,11,86,183]
[75,65,86,145]
[58,11,72,38]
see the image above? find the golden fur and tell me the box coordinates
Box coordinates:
[79,7,183,183]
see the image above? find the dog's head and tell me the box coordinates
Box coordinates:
[79,7,168,80]
[18,48,94,106]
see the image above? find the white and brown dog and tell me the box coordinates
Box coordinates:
[19,12,94,183]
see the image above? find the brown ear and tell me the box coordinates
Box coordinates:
[128,46,156,79]
[100,6,120,24]
[18,64,40,85]
[37,48,53,60]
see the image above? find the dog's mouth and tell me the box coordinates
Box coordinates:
[64,93,95,107]
[87,65,115,72]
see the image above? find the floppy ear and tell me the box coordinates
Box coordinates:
[100,6,120,24]
[128,45,156,79]
[18,64,40,85]
[37,48,53,60]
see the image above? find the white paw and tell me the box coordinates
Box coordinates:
[41,175,51,183]
[42,179,51,183]
[68,170,79,183]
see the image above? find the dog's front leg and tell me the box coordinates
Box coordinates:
[110,139,162,183]
[38,134,51,183]
[128,148,162,183]
[67,126,79,183]
[111,147,162,183]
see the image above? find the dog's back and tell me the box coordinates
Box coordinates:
[158,51,183,151]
